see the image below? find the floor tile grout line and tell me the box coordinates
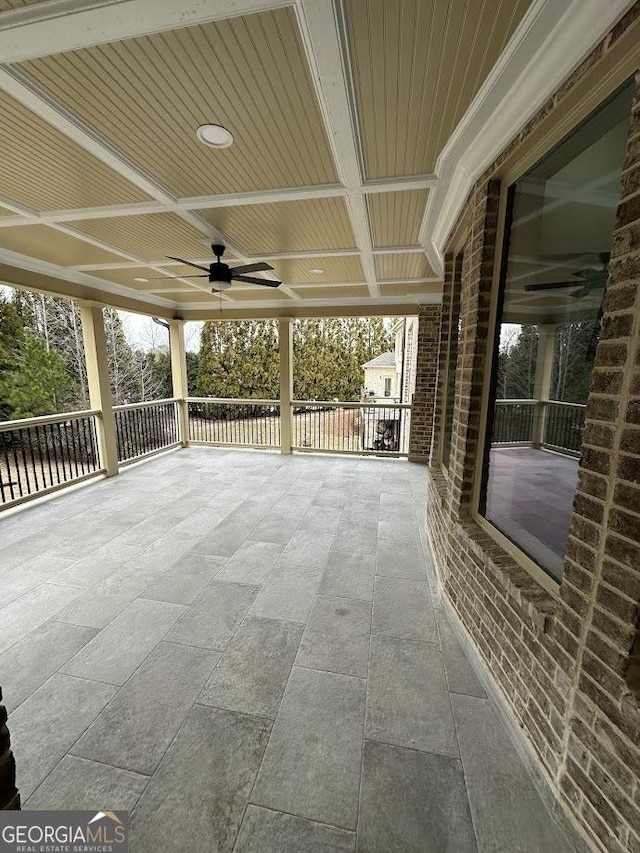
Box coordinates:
[362,735,461,762]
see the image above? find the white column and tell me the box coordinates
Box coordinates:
[79,301,119,476]
[279,318,293,455]
[169,320,189,447]
[533,325,556,447]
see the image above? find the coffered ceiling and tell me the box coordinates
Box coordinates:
[0,0,632,318]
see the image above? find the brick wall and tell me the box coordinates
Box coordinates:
[425,29,640,853]
[408,305,441,463]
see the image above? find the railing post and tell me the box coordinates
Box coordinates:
[169,320,189,447]
[532,325,555,447]
[79,302,119,476]
[278,318,293,455]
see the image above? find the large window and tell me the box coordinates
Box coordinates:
[480,82,634,584]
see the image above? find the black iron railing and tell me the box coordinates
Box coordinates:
[114,399,180,464]
[492,400,536,444]
[543,402,586,455]
[187,398,281,448]
[493,399,586,456]
[291,401,411,455]
[0,410,101,507]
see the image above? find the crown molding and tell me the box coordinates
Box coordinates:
[420,0,637,276]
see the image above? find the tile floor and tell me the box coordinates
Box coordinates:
[485,446,579,582]
[0,447,578,852]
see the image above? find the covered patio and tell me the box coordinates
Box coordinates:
[0,448,573,851]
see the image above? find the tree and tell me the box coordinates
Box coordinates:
[0,293,25,420]
[0,329,70,418]
[553,321,597,402]
[495,324,539,400]
[195,320,279,399]
[11,290,89,409]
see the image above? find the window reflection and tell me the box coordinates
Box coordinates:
[480,82,634,582]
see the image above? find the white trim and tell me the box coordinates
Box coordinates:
[0,0,292,62]
[420,0,637,274]
[173,292,439,311]
[295,0,379,298]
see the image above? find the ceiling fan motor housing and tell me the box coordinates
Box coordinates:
[210,260,233,290]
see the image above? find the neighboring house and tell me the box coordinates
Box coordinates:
[361,318,419,405]
[361,351,398,400]
[360,319,420,452]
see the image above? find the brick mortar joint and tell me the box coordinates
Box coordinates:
[557,255,640,790]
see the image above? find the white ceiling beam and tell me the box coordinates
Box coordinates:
[180,185,346,210]
[0,0,292,63]
[361,176,438,194]
[71,246,425,270]
[419,0,637,276]
[294,0,379,299]
[175,292,437,312]
[0,177,438,229]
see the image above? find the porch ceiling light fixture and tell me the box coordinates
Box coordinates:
[310,268,324,274]
[134,277,148,282]
[196,124,234,148]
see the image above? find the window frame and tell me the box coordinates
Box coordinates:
[471,180,563,598]
[469,73,636,598]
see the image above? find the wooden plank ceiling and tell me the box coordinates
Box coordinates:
[0,0,532,315]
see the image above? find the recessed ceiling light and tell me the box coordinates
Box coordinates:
[134,277,148,283]
[310,268,324,274]
[196,124,234,148]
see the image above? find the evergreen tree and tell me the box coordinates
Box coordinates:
[0,293,24,420]
[195,320,279,399]
[0,329,70,418]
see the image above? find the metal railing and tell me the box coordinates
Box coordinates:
[493,399,586,456]
[543,401,586,455]
[187,398,281,448]
[114,399,180,464]
[291,401,411,456]
[0,410,102,507]
[492,400,537,445]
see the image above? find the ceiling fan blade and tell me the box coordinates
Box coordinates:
[524,282,580,292]
[233,274,281,287]
[144,274,209,280]
[231,261,274,274]
[166,256,210,272]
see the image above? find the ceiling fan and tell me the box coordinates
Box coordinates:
[149,244,281,291]
[523,253,609,299]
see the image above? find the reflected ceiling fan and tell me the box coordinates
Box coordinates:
[523,253,610,299]
[149,244,281,292]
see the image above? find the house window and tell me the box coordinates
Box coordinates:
[384,377,392,397]
[442,253,463,469]
[479,81,634,584]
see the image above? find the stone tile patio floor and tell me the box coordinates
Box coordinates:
[0,448,577,852]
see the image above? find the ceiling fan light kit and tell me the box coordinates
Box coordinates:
[156,244,282,293]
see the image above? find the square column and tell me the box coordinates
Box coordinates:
[532,325,556,447]
[169,320,190,447]
[408,305,441,463]
[80,302,119,477]
[279,318,293,455]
